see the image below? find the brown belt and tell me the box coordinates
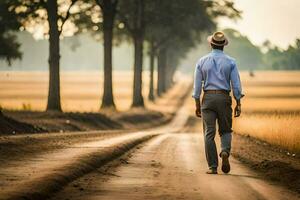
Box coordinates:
[204,90,230,95]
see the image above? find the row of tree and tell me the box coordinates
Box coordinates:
[1,0,240,112]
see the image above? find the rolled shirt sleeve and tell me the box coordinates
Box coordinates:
[230,60,243,100]
[192,61,203,99]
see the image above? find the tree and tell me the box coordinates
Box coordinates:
[157,47,167,95]
[118,0,146,107]
[154,0,240,96]
[10,0,78,111]
[97,0,118,109]
[0,34,21,65]
[163,38,197,89]
[74,0,125,109]
[0,0,22,65]
[0,0,22,121]
[144,0,218,96]
[147,41,155,101]
[107,0,240,106]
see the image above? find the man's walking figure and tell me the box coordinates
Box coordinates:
[192,31,244,174]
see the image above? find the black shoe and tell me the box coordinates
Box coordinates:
[221,152,230,173]
[206,168,218,174]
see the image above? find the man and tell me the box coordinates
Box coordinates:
[192,31,244,174]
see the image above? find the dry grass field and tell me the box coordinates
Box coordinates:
[0,71,162,112]
[0,70,299,152]
[234,71,300,153]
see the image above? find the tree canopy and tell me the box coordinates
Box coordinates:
[0,0,22,65]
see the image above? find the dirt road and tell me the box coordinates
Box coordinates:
[1,95,299,200]
[51,133,299,200]
[0,95,189,200]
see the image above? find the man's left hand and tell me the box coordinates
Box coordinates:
[195,98,201,118]
[195,107,201,118]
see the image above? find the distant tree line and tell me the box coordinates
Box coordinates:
[221,29,300,71]
[262,39,300,70]
[0,0,239,112]
[223,29,262,70]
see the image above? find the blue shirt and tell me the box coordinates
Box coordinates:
[192,49,243,100]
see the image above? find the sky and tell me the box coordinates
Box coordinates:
[218,0,300,49]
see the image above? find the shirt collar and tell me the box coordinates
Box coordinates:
[211,49,224,54]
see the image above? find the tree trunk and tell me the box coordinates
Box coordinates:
[169,65,176,86]
[46,0,62,112]
[131,0,145,107]
[101,6,116,109]
[165,53,175,90]
[157,48,167,96]
[165,64,171,90]
[132,35,144,107]
[148,42,155,101]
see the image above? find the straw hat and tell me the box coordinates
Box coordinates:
[207,31,228,46]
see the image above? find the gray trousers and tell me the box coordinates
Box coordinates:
[201,93,232,169]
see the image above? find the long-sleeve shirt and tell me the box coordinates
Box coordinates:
[192,49,243,100]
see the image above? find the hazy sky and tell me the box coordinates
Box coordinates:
[219,0,300,49]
